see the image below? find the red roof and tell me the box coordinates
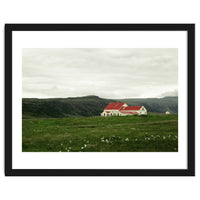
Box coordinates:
[104,102,126,110]
[120,106,142,111]
[120,111,139,115]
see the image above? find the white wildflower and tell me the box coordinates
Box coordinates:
[125,138,129,142]
[84,144,87,147]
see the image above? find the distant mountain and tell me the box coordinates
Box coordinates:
[115,96,178,114]
[22,95,178,119]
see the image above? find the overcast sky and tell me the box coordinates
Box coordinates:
[22,48,178,99]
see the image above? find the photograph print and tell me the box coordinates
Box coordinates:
[22,48,178,152]
[5,24,195,176]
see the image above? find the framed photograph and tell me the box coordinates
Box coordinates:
[5,24,195,176]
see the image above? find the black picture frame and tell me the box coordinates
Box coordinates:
[5,24,195,176]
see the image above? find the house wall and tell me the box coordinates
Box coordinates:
[120,111,139,116]
[101,110,121,116]
[138,106,147,115]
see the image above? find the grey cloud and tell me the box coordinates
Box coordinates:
[158,89,178,98]
[22,48,178,98]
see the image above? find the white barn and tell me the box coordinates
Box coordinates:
[101,102,147,116]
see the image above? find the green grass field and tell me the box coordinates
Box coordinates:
[22,114,178,152]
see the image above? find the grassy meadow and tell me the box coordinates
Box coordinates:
[22,113,178,152]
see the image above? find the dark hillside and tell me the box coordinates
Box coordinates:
[22,96,115,119]
[22,95,178,119]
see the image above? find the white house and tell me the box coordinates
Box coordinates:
[101,102,147,116]
[101,102,128,116]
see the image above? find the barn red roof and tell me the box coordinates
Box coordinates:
[120,106,142,111]
[120,111,139,115]
[104,102,126,110]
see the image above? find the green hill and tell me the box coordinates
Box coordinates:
[22,95,178,119]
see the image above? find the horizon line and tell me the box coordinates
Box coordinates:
[22,95,178,100]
